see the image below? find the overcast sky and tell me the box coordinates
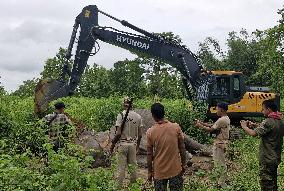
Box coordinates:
[0,0,282,92]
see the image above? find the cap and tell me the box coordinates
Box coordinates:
[54,102,65,110]
[122,96,131,104]
[217,102,228,111]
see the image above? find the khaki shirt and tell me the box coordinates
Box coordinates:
[146,120,183,180]
[115,110,143,142]
[255,118,284,165]
[212,116,230,145]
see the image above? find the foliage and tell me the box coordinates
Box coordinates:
[249,8,284,94]
[0,76,6,96]
[0,144,118,191]
[197,37,225,71]
[78,64,112,98]
[138,32,186,98]
[12,78,39,97]
[1,95,284,190]
[225,29,261,81]
[40,47,73,80]
[109,59,148,98]
[0,96,47,155]
[197,9,284,95]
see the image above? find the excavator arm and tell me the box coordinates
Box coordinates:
[35,5,214,114]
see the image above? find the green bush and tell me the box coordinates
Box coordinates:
[1,95,284,190]
[58,96,210,143]
[1,96,211,146]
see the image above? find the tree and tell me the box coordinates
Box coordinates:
[137,32,186,98]
[12,78,39,97]
[0,77,6,96]
[40,47,73,80]
[251,7,284,94]
[109,58,148,98]
[197,30,261,82]
[197,37,225,71]
[77,64,112,98]
[224,29,261,81]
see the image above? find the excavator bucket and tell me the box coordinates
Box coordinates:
[34,79,69,114]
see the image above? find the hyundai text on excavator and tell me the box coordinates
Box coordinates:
[35,5,280,119]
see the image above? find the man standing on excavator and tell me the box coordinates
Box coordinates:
[110,97,143,189]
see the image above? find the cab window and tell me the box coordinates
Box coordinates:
[233,76,241,98]
[212,76,230,96]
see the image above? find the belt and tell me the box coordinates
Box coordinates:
[120,138,136,143]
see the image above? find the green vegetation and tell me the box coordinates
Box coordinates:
[1,95,283,190]
[1,5,283,191]
[184,136,284,191]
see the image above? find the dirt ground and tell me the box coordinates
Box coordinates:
[137,155,213,180]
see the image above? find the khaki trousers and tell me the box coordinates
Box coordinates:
[212,143,227,187]
[116,142,137,188]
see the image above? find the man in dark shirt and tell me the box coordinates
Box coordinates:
[240,100,284,191]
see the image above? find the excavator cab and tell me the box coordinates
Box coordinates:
[209,71,245,106]
[208,71,279,119]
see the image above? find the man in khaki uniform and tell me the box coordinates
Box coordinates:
[194,102,230,188]
[110,97,143,189]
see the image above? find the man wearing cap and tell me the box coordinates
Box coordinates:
[43,102,72,152]
[110,97,143,189]
[194,102,230,188]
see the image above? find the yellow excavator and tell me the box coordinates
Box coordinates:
[35,5,280,119]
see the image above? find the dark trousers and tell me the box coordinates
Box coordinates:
[154,174,183,191]
[259,163,278,191]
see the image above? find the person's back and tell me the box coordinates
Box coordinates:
[44,113,71,126]
[111,97,143,189]
[43,102,71,152]
[147,103,186,191]
[117,110,142,141]
[147,120,183,180]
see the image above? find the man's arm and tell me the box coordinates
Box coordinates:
[200,121,213,128]
[136,124,142,154]
[146,131,154,182]
[195,122,215,132]
[66,116,72,125]
[147,145,154,180]
[110,125,121,153]
[240,121,257,137]
[241,120,272,137]
[177,129,187,175]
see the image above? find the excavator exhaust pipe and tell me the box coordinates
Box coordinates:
[34,79,70,114]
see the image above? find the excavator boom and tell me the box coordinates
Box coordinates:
[35,5,213,114]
